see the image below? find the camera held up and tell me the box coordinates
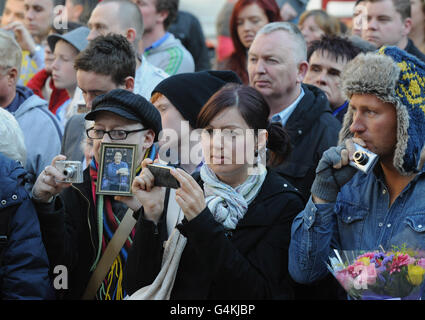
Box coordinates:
[349,143,379,174]
[55,160,84,183]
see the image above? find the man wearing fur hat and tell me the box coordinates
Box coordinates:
[32,89,162,300]
[289,46,425,299]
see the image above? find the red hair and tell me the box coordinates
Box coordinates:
[227,0,282,84]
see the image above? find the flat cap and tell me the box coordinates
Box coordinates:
[85,89,162,141]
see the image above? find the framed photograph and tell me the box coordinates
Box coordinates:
[97,143,138,196]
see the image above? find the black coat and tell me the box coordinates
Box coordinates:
[405,38,425,64]
[124,170,305,299]
[272,84,341,202]
[272,84,345,300]
[35,168,115,299]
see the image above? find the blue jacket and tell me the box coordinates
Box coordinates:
[0,153,52,299]
[8,86,63,191]
[289,166,425,298]
[106,161,129,185]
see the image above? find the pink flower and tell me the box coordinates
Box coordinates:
[336,270,354,291]
[418,258,425,268]
[352,264,377,289]
[389,254,410,274]
[365,264,377,285]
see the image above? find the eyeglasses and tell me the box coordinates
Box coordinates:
[86,127,147,140]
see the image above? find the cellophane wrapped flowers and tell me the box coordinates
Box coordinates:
[327,245,425,300]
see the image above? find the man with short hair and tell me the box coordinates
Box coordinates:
[2,0,64,85]
[248,22,341,201]
[0,30,62,191]
[61,34,137,163]
[62,0,168,162]
[87,0,168,99]
[247,22,342,299]
[32,88,162,300]
[360,0,425,62]
[1,0,25,27]
[303,35,363,122]
[132,0,195,75]
[289,46,425,300]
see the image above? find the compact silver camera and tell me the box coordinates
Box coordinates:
[349,143,379,174]
[55,160,84,183]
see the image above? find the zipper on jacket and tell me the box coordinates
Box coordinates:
[70,184,97,267]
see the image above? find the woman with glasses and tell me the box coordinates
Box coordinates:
[31,89,162,300]
[125,84,305,299]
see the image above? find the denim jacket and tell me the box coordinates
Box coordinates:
[288,166,425,297]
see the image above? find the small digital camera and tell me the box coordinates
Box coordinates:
[55,160,84,183]
[349,143,379,174]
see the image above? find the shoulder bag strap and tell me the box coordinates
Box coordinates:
[82,207,136,300]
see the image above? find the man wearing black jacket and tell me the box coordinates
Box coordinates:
[248,21,342,300]
[248,22,341,202]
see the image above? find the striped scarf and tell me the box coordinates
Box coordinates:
[88,145,156,300]
[200,164,267,230]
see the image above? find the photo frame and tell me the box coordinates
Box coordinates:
[97,143,138,196]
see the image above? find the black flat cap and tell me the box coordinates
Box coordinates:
[85,89,162,141]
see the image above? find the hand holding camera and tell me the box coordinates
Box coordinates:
[131,158,167,224]
[311,138,377,203]
[32,155,80,203]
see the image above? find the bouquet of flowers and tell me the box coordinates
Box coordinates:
[327,245,425,300]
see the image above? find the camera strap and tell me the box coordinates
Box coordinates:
[82,207,136,300]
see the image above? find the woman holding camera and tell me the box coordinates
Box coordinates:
[124,84,305,299]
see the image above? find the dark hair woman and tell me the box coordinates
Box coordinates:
[124,84,305,300]
[216,0,282,84]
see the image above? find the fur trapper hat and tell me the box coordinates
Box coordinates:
[339,46,425,174]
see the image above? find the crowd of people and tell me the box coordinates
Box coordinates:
[0,0,424,301]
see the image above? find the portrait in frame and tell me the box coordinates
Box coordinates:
[97,143,138,196]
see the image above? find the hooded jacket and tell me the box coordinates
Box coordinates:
[272,84,341,201]
[0,153,52,299]
[9,86,63,189]
[144,32,195,75]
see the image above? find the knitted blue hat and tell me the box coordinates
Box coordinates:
[339,46,425,174]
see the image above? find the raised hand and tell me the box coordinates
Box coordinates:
[32,155,72,203]
[131,158,166,224]
[311,138,366,203]
[170,168,206,221]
